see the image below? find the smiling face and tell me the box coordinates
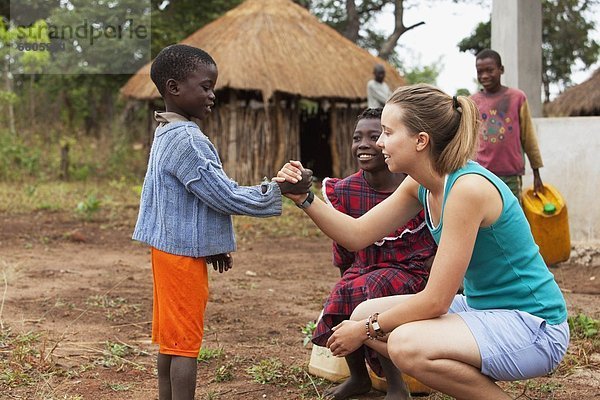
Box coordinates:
[377,104,417,174]
[476,57,503,93]
[352,117,386,173]
[167,63,218,120]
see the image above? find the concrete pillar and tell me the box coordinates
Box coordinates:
[491,0,542,117]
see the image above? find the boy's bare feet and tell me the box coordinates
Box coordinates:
[324,375,371,400]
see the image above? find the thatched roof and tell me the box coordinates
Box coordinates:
[546,68,600,117]
[120,0,404,101]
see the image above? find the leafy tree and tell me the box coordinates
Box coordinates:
[541,0,599,100]
[456,18,490,55]
[400,59,442,85]
[300,0,426,60]
[150,0,244,56]
[0,17,51,134]
[458,0,600,102]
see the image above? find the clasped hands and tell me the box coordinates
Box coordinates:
[274,160,313,202]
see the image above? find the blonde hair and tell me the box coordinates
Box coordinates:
[387,83,480,175]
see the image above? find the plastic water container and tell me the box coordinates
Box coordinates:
[308,344,350,382]
[522,183,571,265]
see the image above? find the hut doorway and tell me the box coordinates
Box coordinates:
[299,107,332,181]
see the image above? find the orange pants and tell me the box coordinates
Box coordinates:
[151,247,209,358]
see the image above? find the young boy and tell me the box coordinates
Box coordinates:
[132,44,311,400]
[471,49,544,200]
[312,108,436,400]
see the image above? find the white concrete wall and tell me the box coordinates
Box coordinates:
[522,117,600,243]
[492,0,543,117]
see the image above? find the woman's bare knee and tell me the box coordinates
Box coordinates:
[387,325,424,374]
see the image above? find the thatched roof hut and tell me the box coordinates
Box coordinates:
[545,68,600,117]
[121,0,404,183]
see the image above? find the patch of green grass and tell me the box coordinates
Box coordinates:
[550,312,600,377]
[301,320,317,347]
[569,313,599,339]
[75,193,101,220]
[214,363,234,382]
[0,326,65,389]
[107,382,132,391]
[247,358,285,384]
[85,295,141,322]
[197,347,225,363]
[246,357,328,398]
[96,341,147,371]
[205,391,220,400]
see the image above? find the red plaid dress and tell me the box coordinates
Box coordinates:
[312,171,437,376]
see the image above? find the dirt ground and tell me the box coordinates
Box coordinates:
[1,211,599,400]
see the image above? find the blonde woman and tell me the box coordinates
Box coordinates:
[277,84,568,399]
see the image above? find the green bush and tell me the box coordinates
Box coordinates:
[0,132,41,180]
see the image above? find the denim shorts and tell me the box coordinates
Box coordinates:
[448,295,570,381]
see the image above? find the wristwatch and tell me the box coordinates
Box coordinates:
[296,191,314,209]
[370,313,385,338]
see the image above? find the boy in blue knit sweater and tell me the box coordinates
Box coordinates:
[133,44,311,400]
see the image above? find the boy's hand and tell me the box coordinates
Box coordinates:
[532,169,544,195]
[206,253,233,273]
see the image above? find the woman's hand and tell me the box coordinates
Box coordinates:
[275,160,304,183]
[326,320,366,357]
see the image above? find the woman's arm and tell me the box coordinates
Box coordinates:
[302,176,424,251]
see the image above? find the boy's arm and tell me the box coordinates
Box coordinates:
[171,136,281,217]
[176,136,311,217]
[519,100,544,192]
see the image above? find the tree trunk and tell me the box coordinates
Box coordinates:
[29,74,35,120]
[344,0,360,42]
[60,142,70,181]
[4,61,16,135]
[542,75,551,103]
[379,0,425,61]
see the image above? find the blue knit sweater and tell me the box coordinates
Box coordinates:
[133,121,282,257]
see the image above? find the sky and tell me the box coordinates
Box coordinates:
[376,1,600,99]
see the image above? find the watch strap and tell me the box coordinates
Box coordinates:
[296,191,314,209]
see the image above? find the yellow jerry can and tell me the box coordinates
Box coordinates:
[522,184,571,266]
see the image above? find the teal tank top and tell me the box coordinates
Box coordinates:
[418,161,567,324]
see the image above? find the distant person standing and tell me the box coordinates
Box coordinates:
[367,64,392,108]
[471,49,544,200]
